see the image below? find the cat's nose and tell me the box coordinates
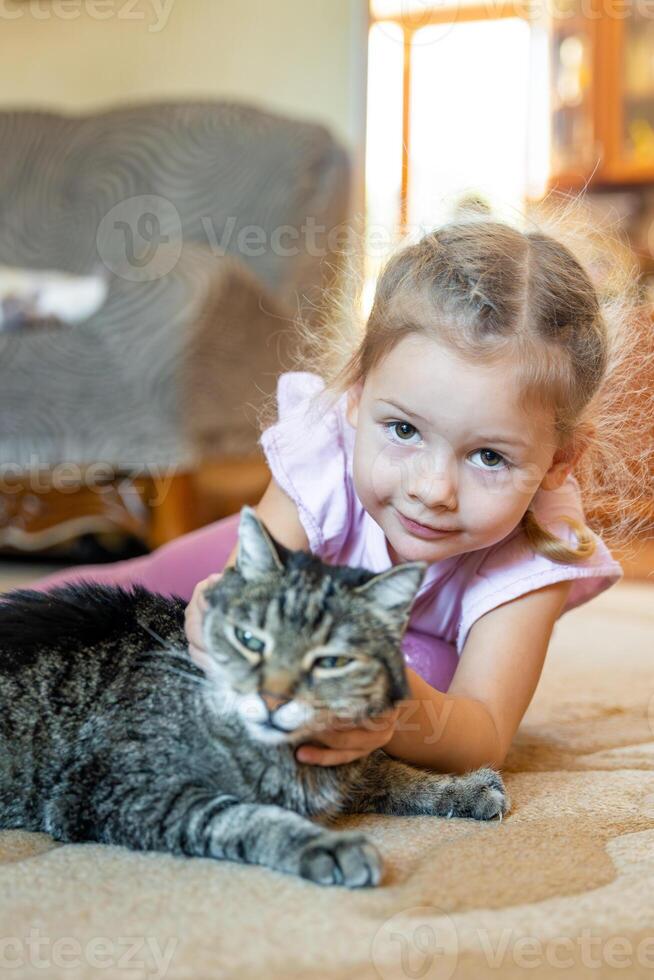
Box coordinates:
[260,690,290,713]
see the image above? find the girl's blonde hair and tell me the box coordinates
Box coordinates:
[282,195,654,564]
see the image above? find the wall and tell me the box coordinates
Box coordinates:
[0,0,368,208]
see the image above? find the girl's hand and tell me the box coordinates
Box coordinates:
[295,707,400,766]
[184,573,224,672]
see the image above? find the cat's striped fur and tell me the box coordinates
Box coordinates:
[0,507,508,887]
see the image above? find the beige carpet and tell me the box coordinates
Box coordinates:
[0,572,653,980]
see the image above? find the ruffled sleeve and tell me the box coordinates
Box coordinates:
[457,475,623,653]
[258,372,354,559]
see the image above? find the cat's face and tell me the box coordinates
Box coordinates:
[202,507,425,746]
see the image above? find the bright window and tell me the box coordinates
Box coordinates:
[408,18,531,229]
[365,2,549,308]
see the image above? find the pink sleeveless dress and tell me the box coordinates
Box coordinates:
[26,372,623,692]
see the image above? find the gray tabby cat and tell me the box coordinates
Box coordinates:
[0,507,508,888]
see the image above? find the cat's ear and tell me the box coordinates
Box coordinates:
[353,563,426,619]
[236,506,284,582]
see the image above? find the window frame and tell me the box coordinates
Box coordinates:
[369,2,533,233]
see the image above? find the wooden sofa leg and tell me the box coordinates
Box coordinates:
[144,457,270,551]
[146,471,198,550]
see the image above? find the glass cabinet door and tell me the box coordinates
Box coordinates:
[550,3,597,181]
[621,12,654,170]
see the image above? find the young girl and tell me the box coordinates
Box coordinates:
[27,216,646,774]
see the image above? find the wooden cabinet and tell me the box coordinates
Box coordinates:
[550,6,599,184]
[550,0,654,187]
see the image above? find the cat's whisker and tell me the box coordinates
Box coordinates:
[133,619,202,667]
[136,640,225,684]
[157,668,206,686]
[137,645,194,665]
[134,650,207,684]
[136,618,176,651]
[133,657,209,687]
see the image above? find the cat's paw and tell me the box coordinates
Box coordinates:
[449,767,510,821]
[298,831,383,888]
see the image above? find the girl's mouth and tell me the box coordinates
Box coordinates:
[395,510,457,539]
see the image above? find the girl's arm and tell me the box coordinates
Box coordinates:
[382,579,573,772]
[227,476,312,568]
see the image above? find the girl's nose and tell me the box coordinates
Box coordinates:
[407,454,458,511]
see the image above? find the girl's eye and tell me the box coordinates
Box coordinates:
[234,626,265,654]
[471,448,508,469]
[386,421,419,442]
[314,655,353,670]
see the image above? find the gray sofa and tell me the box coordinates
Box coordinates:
[0,101,351,548]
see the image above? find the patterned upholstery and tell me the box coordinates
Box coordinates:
[0,101,351,472]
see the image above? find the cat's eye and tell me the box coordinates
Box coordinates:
[233,626,266,654]
[313,655,353,670]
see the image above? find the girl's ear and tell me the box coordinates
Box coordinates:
[540,451,575,491]
[346,380,363,428]
[540,425,593,491]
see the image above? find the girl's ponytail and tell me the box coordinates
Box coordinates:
[520,509,596,564]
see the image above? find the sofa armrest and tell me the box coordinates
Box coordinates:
[177,242,296,460]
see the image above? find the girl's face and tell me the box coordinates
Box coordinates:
[346,334,571,564]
